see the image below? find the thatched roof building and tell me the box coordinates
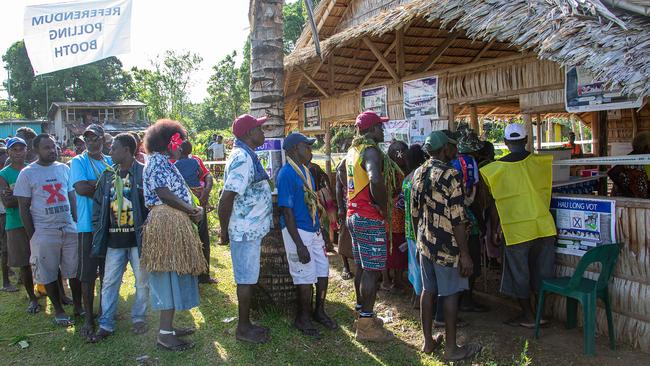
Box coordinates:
[286,0,650,96]
[282,0,650,354]
[283,0,649,139]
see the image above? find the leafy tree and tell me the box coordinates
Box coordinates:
[2,40,132,119]
[129,50,203,124]
[283,1,305,54]
[205,51,249,129]
[283,0,321,54]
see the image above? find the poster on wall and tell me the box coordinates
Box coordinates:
[379,119,409,152]
[565,66,642,113]
[407,119,448,145]
[403,76,439,119]
[303,100,321,131]
[361,86,388,117]
[408,118,431,145]
[255,138,285,185]
[550,196,616,256]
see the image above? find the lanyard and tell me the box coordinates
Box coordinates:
[85,152,110,180]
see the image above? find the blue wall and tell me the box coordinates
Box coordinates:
[0,122,43,138]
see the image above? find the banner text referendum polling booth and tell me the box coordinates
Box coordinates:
[24,0,132,75]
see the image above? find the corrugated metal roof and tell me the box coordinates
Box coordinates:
[47,100,146,120]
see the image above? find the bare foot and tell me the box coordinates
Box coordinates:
[313,311,338,330]
[236,325,269,344]
[80,320,95,339]
[444,343,482,362]
[421,332,444,354]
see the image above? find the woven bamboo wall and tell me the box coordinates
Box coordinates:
[443,58,564,104]
[546,197,650,352]
[607,105,650,143]
[520,89,565,113]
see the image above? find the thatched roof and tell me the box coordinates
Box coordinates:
[285,0,650,98]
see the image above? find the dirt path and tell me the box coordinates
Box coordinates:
[327,252,650,365]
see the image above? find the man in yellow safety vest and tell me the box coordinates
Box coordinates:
[480,123,557,328]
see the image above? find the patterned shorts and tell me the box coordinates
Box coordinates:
[347,213,387,271]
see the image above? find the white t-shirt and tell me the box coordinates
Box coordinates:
[209,142,225,160]
[13,161,76,231]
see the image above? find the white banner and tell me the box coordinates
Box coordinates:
[24,0,132,75]
[553,154,650,166]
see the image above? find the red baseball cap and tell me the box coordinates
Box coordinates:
[355,110,389,131]
[232,114,267,138]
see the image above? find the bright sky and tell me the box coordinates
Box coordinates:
[0,0,252,103]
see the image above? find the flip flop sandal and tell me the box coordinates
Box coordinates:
[53,315,75,327]
[444,343,482,362]
[132,322,148,335]
[503,316,527,327]
[520,319,549,329]
[27,301,41,314]
[236,331,269,344]
[173,327,195,337]
[341,272,353,280]
[157,340,194,352]
[0,285,18,292]
[88,328,113,343]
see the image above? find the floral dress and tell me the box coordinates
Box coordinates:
[144,152,192,207]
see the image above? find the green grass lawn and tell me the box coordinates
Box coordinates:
[0,234,538,366]
[0,242,475,366]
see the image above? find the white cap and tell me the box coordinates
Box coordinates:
[504,123,527,140]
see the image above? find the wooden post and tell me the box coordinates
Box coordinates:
[396,28,405,78]
[469,106,479,132]
[535,113,542,151]
[328,55,335,96]
[591,112,599,156]
[448,104,456,132]
[324,121,332,176]
[597,111,608,195]
[631,108,639,139]
[523,113,533,151]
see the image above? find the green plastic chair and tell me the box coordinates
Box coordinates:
[534,243,620,356]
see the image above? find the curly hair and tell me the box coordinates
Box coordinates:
[33,133,54,150]
[143,119,187,154]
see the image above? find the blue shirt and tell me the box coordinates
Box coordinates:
[70,153,113,232]
[451,154,479,192]
[174,157,201,187]
[222,148,272,241]
[277,163,320,233]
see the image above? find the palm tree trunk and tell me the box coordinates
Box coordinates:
[249,0,294,311]
[250,0,285,138]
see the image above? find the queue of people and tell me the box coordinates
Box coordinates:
[0,112,564,362]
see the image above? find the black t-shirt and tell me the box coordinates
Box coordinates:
[499,151,530,163]
[107,171,137,248]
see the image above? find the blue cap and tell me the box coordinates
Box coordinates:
[6,137,27,149]
[283,133,316,151]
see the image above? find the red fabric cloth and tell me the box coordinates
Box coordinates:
[387,232,407,270]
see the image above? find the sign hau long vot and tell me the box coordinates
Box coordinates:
[23,0,132,75]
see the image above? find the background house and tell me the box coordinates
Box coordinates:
[47,101,148,145]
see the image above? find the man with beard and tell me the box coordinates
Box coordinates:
[15,134,82,326]
[70,124,113,338]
